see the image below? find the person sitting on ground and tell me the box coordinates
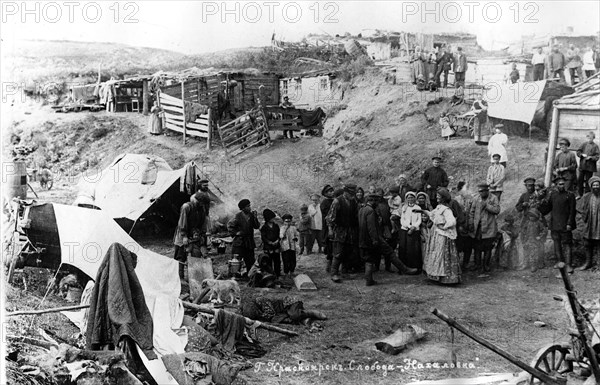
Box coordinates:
[248,253,277,288]
[416,74,427,91]
[428,72,438,92]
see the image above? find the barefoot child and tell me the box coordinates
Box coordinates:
[280,214,300,278]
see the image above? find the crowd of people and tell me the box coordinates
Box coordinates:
[531,44,600,84]
[410,45,468,91]
[171,132,599,288]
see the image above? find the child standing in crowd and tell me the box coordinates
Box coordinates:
[260,209,281,277]
[280,214,299,278]
[498,215,524,270]
[388,186,402,236]
[298,204,311,255]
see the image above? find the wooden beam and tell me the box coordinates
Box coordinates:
[7,304,90,317]
[544,106,559,188]
[181,301,298,337]
[181,81,187,145]
[142,79,149,115]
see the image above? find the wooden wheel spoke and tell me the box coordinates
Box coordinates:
[551,350,556,368]
[555,353,565,371]
[542,357,551,372]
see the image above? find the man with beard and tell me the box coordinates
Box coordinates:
[540,177,576,275]
[576,176,600,270]
[326,184,360,282]
[421,156,449,208]
[469,184,500,273]
[320,185,335,272]
[228,199,261,276]
[515,177,537,215]
[435,45,453,88]
[173,194,206,279]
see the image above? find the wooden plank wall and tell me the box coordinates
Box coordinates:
[159,93,211,140]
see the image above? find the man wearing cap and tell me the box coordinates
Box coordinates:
[374,187,394,271]
[553,138,578,192]
[539,177,576,274]
[260,208,281,276]
[227,199,261,275]
[469,184,501,272]
[173,194,207,279]
[421,157,449,209]
[320,185,335,272]
[516,177,537,225]
[326,183,360,282]
[486,154,506,201]
[453,47,468,89]
[576,131,600,197]
[576,176,600,270]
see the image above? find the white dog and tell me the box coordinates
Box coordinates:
[201,279,241,305]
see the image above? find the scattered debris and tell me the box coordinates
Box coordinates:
[293,273,317,291]
[375,324,428,355]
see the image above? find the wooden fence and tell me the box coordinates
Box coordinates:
[216,108,271,158]
[159,92,212,148]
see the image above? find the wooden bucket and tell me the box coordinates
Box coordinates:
[3,161,27,200]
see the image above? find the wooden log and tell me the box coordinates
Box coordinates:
[430,308,566,385]
[181,301,299,337]
[7,304,90,317]
[544,106,559,188]
[375,325,427,355]
[142,79,149,116]
[6,336,58,349]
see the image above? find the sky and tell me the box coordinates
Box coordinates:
[1,1,599,54]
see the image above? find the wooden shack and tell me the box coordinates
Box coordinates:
[544,73,600,187]
[279,70,341,109]
[159,69,279,114]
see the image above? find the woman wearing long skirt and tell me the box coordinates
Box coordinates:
[148,100,164,135]
[398,192,423,272]
[422,188,461,284]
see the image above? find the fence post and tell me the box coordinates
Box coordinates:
[207,109,212,150]
[181,80,186,145]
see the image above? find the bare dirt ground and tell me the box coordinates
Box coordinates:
[4,69,599,385]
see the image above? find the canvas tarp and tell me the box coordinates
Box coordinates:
[75,153,221,230]
[47,203,183,384]
[487,80,547,124]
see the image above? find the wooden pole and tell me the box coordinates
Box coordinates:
[7,304,90,317]
[431,308,566,385]
[142,79,149,116]
[556,263,600,382]
[207,108,212,150]
[544,106,559,187]
[181,80,187,145]
[182,301,299,337]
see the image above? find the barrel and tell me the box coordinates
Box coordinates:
[3,161,28,200]
[344,40,364,57]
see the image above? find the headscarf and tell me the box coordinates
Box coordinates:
[589,176,600,188]
[437,188,452,204]
[416,192,432,211]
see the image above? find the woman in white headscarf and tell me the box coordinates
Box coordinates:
[398,191,423,272]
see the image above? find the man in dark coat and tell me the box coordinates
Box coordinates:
[453,46,468,89]
[435,45,453,88]
[260,208,281,276]
[421,156,449,208]
[326,183,360,282]
[515,177,537,215]
[228,199,260,275]
[539,177,577,274]
[320,185,335,272]
[173,195,206,279]
[374,187,394,271]
[576,176,600,270]
[359,193,419,286]
[359,193,384,286]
